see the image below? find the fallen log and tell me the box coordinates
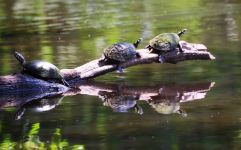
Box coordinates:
[0,41,215,104]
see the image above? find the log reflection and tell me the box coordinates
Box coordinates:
[15,96,64,120]
[9,81,214,119]
[79,82,214,115]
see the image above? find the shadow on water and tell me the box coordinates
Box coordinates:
[10,81,215,120]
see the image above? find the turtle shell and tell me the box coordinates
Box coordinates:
[103,42,137,62]
[149,33,180,52]
[23,60,63,80]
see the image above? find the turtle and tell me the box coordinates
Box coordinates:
[146,29,187,63]
[101,38,142,72]
[14,51,69,87]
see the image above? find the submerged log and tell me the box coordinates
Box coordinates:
[0,41,215,103]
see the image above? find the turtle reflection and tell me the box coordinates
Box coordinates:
[148,99,187,117]
[15,96,64,120]
[99,91,143,114]
[148,90,187,116]
[9,82,214,119]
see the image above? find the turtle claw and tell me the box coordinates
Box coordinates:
[158,55,165,63]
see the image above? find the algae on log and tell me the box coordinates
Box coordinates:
[0,41,215,103]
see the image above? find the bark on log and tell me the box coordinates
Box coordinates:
[0,41,215,104]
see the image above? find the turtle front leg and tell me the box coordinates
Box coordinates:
[177,44,184,52]
[117,63,124,73]
[98,55,109,65]
[176,109,187,117]
[146,45,153,53]
[158,55,165,63]
[134,104,143,115]
[15,107,26,120]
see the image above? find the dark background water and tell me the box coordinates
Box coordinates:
[0,0,241,149]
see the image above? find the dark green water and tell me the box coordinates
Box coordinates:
[0,0,241,149]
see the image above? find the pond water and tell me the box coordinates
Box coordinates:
[0,0,241,149]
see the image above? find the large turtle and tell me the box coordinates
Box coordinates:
[101,38,142,72]
[147,29,187,62]
[14,51,69,87]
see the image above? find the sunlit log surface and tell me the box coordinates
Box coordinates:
[0,41,215,103]
[11,81,214,119]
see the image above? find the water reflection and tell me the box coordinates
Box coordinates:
[99,91,143,114]
[0,0,240,148]
[79,81,214,115]
[15,96,64,120]
[10,81,214,120]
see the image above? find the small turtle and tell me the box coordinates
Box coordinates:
[101,38,142,72]
[147,29,187,63]
[14,51,69,87]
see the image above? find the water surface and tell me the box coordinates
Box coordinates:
[0,0,241,149]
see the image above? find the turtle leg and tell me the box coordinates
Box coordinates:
[15,107,26,120]
[146,45,153,53]
[176,109,187,117]
[158,55,165,63]
[117,64,124,73]
[134,104,143,115]
[177,44,183,52]
[61,79,70,87]
[99,55,108,64]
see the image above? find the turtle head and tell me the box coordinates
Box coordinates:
[14,51,26,65]
[177,28,188,37]
[133,38,142,48]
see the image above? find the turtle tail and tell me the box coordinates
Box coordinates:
[14,51,26,65]
[133,38,142,48]
[177,29,188,37]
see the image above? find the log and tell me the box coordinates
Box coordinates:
[0,41,215,105]
[62,41,215,80]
